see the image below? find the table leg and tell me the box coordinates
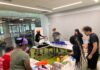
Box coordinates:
[53,47,57,56]
[43,48,45,55]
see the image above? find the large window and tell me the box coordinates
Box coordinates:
[31,23,35,30]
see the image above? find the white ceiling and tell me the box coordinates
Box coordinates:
[0,0,99,14]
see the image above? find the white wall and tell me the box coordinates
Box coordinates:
[48,6,100,41]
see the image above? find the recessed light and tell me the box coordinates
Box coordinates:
[0,20,2,23]
[0,1,52,12]
[19,18,23,21]
[53,1,82,10]
[32,19,35,21]
[94,0,99,3]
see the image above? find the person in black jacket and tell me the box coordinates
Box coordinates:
[35,30,45,43]
[35,30,45,55]
[74,29,83,45]
[70,29,83,65]
[70,36,81,65]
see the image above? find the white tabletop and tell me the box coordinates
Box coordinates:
[30,57,100,70]
[32,41,73,51]
[47,41,73,50]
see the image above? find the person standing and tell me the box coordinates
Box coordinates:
[69,36,81,65]
[10,37,32,70]
[52,28,61,42]
[83,26,99,70]
[2,47,13,70]
[74,29,83,45]
[35,30,45,55]
[52,28,61,55]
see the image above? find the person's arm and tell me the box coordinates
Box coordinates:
[91,42,98,55]
[24,60,32,70]
[88,35,98,59]
[23,54,32,70]
[58,32,61,36]
[40,34,46,39]
[88,42,98,59]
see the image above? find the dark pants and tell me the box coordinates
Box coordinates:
[87,54,99,69]
[53,39,61,56]
[53,47,61,56]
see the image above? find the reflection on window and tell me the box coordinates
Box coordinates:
[31,23,35,30]
[26,24,29,30]
[9,25,19,33]
[0,24,4,35]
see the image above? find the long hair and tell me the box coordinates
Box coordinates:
[75,29,83,37]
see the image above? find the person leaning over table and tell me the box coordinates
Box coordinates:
[52,28,61,55]
[10,37,32,70]
[83,26,99,70]
[69,35,81,65]
[35,30,46,55]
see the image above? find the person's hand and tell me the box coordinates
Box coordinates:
[68,52,73,56]
[44,36,47,38]
[88,54,93,59]
[82,44,88,49]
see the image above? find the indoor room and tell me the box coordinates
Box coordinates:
[0,0,100,70]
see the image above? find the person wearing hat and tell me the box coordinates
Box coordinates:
[10,37,32,70]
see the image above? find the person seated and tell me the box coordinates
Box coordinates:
[69,36,81,65]
[10,37,32,70]
[2,47,14,70]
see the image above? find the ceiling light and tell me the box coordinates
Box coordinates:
[53,1,82,10]
[0,20,2,23]
[94,0,99,3]
[19,18,24,21]
[0,1,52,12]
[32,19,35,21]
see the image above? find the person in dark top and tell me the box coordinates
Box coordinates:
[52,28,61,42]
[52,28,61,55]
[74,29,83,45]
[83,26,99,70]
[35,31,42,42]
[70,36,81,65]
[35,30,45,55]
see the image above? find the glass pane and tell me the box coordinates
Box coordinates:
[31,23,35,30]
[0,24,4,35]
[26,24,29,30]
